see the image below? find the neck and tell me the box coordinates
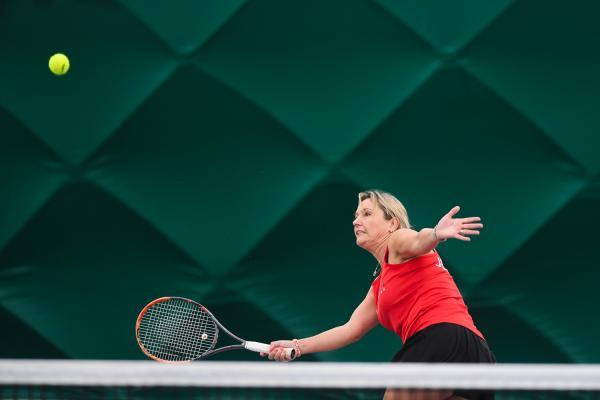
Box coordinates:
[370,235,392,266]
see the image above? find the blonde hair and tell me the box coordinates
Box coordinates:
[358,190,411,230]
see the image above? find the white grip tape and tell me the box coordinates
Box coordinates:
[244,341,295,359]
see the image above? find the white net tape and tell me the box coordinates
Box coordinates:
[1,361,600,390]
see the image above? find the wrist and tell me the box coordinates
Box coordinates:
[433,226,446,242]
[292,339,303,358]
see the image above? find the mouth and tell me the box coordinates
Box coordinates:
[355,230,365,236]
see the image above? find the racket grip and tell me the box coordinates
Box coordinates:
[244,341,296,360]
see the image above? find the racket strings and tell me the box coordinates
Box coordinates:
[138,298,217,362]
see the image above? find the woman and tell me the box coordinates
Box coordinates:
[263,190,496,400]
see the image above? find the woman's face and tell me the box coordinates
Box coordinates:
[353,198,395,250]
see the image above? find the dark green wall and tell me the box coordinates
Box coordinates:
[1,0,599,364]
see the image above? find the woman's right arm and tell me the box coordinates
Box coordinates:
[265,288,379,361]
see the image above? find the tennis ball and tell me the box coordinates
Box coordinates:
[48,53,70,76]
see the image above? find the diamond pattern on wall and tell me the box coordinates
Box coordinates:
[87,65,328,274]
[463,0,600,174]
[0,182,212,358]
[119,0,247,55]
[0,108,68,252]
[0,305,66,359]
[0,0,178,164]
[374,0,515,51]
[193,0,440,162]
[471,176,600,363]
[1,0,599,370]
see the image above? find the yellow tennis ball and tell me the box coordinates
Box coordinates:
[48,53,70,76]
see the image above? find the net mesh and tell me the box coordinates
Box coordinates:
[137,298,217,362]
[2,361,600,400]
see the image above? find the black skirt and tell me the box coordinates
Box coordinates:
[392,322,496,400]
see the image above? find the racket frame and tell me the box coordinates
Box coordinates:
[135,296,294,363]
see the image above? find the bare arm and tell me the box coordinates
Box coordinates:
[389,228,439,260]
[390,206,483,260]
[265,289,378,360]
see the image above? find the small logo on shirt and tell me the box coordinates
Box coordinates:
[436,255,447,271]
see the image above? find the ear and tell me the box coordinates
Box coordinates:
[389,217,400,232]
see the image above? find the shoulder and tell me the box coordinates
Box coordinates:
[388,228,419,259]
[389,228,418,249]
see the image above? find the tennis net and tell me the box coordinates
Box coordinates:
[1,360,600,399]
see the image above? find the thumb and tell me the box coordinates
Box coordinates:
[270,340,287,348]
[447,205,460,217]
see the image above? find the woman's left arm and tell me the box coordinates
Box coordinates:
[390,206,483,259]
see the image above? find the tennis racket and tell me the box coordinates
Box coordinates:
[135,296,296,362]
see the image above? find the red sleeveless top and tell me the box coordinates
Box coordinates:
[371,248,483,343]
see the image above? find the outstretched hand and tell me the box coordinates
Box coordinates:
[435,206,483,242]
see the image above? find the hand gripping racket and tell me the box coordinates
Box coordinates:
[135,296,296,362]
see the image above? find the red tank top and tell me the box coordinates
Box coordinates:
[371,248,483,343]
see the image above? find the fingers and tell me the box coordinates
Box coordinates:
[439,211,484,242]
[267,347,290,362]
[269,340,292,349]
[462,223,483,229]
[266,342,292,362]
[456,234,471,241]
[456,227,480,241]
[447,205,460,217]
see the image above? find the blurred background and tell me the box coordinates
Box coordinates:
[1,0,599,366]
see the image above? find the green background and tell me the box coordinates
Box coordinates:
[1,0,599,369]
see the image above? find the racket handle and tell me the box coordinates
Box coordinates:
[244,341,296,360]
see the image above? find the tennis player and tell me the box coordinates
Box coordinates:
[263,190,496,400]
